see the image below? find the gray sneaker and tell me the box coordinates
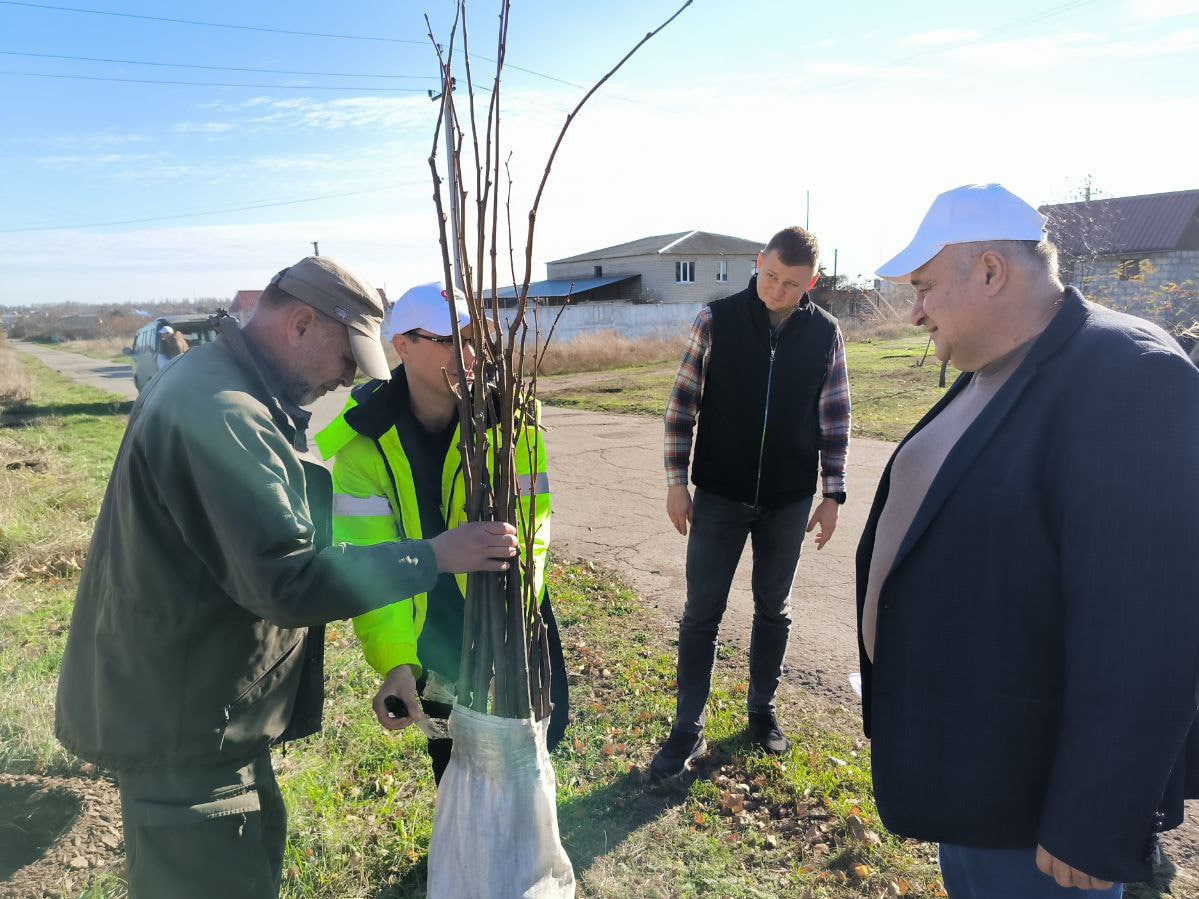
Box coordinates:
[649,728,707,779]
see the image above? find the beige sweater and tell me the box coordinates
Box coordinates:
[861,342,1032,661]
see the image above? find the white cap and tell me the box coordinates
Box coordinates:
[157,324,174,334]
[382,282,471,340]
[876,183,1048,282]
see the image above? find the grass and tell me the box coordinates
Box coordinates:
[0,353,946,899]
[539,334,951,443]
[48,338,131,365]
[2,350,1191,899]
[0,337,32,406]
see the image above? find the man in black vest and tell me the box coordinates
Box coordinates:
[651,226,851,777]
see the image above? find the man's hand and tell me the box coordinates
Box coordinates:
[372,664,423,732]
[1036,845,1114,891]
[666,484,694,536]
[806,498,839,550]
[427,521,518,573]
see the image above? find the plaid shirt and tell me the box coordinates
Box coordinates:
[664,303,851,495]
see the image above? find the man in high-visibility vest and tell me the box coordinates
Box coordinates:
[316,282,568,782]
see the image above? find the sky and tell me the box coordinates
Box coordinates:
[1,0,1197,305]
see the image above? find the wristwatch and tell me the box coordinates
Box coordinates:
[822,491,846,505]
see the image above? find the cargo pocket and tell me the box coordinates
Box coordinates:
[120,784,282,899]
[121,787,261,827]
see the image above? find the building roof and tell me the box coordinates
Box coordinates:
[1040,188,1199,257]
[490,274,639,299]
[230,290,262,316]
[550,230,764,264]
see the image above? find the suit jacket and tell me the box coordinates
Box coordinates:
[855,288,1199,884]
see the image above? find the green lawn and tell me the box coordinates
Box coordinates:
[538,335,952,443]
[0,354,944,899]
[1,352,1185,899]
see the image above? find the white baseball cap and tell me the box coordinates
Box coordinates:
[382,282,471,340]
[876,183,1048,283]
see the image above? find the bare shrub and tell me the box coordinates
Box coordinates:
[0,343,31,407]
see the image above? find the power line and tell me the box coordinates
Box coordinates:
[0,70,431,92]
[0,182,427,233]
[0,49,437,80]
[0,1,428,44]
[0,0,673,112]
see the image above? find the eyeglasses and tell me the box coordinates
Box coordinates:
[406,331,456,346]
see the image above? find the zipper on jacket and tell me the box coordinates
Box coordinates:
[752,328,780,507]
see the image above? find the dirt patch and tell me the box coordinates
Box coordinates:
[0,773,125,899]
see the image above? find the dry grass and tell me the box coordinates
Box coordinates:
[377,330,687,381]
[0,342,31,407]
[841,317,922,342]
[57,337,130,363]
[533,330,686,376]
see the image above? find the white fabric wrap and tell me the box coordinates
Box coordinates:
[427,705,575,899]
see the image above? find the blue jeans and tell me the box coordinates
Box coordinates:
[674,488,813,733]
[938,844,1123,899]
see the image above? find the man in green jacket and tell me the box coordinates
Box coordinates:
[316,281,568,783]
[56,257,520,899]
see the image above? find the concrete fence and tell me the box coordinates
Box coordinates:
[497,301,703,343]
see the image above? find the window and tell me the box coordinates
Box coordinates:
[675,260,695,283]
[1117,258,1142,281]
[593,265,603,278]
[716,260,728,282]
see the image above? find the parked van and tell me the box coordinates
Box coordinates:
[125,316,219,393]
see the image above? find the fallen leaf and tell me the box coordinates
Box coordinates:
[694,812,707,826]
[848,814,868,841]
[853,863,873,880]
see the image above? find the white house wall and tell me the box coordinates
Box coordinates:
[548,253,757,304]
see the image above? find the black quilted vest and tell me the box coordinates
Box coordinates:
[691,277,838,507]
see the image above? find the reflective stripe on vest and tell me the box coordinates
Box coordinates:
[516,472,551,495]
[333,494,394,517]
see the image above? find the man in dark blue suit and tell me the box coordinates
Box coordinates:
[858,184,1199,897]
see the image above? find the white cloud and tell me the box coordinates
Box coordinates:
[1128,0,1199,19]
[899,28,981,47]
[940,29,1199,68]
[36,153,159,171]
[170,122,235,134]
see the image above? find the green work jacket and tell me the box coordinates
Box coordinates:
[55,317,440,771]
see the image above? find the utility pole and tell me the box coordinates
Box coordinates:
[312,241,319,257]
[430,65,464,289]
[833,248,838,279]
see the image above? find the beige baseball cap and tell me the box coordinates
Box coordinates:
[270,256,391,380]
